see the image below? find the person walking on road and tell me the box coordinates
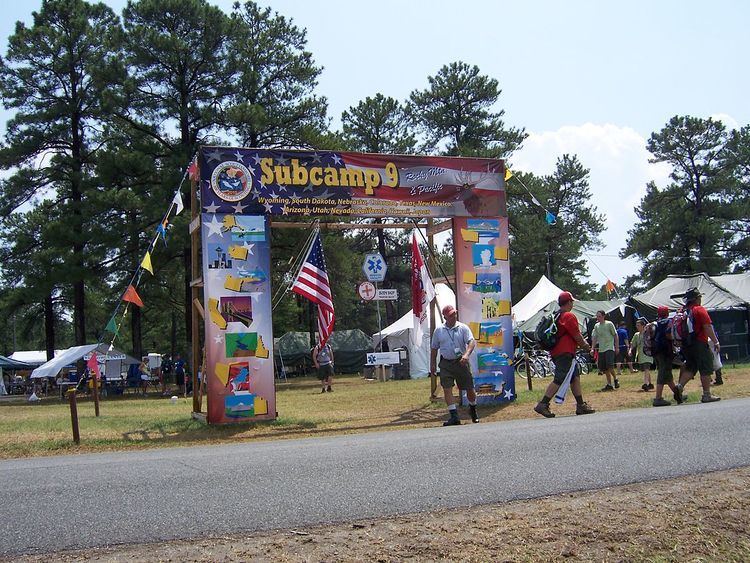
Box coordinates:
[675,288,721,403]
[591,310,619,391]
[630,318,654,391]
[430,305,479,426]
[534,291,595,418]
[651,306,683,407]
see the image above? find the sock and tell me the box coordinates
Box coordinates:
[448,404,457,412]
[574,394,584,406]
[541,396,552,405]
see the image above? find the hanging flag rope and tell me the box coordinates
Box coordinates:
[99,155,196,351]
[504,166,557,225]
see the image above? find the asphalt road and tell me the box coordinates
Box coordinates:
[2,397,749,557]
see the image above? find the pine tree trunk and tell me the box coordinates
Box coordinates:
[44,293,55,362]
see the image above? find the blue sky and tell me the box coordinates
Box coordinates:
[2,0,748,288]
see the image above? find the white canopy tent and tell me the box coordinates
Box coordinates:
[30,344,140,379]
[9,350,65,367]
[511,275,564,325]
[372,283,455,378]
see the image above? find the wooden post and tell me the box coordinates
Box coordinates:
[68,390,80,445]
[92,373,100,417]
[190,173,202,415]
[525,353,533,391]
[427,218,438,401]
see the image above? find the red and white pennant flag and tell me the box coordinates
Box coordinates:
[411,231,435,346]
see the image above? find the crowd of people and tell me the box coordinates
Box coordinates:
[533,287,722,419]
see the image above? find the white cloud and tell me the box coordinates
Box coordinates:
[510,123,672,287]
[710,113,739,131]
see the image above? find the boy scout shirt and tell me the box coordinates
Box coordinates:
[431,322,475,360]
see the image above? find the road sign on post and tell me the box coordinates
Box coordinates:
[375,289,398,300]
[362,253,387,282]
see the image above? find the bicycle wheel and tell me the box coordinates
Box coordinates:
[577,357,590,375]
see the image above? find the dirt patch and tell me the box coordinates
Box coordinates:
[13,467,750,562]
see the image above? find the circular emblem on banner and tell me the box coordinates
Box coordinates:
[210,161,252,202]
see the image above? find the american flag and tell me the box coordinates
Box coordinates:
[292,232,335,347]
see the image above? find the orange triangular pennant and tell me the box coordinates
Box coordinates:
[122,285,144,308]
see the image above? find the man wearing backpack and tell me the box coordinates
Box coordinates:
[651,306,684,407]
[591,310,619,391]
[675,288,721,403]
[534,291,595,418]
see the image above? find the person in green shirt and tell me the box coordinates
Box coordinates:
[591,310,619,391]
[630,318,654,391]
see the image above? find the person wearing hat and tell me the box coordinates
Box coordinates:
[651,306,683,406]
[534,291,595,418]
[430,304,479,426]
[675,288,721,403]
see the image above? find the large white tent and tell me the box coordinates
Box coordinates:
[30,344,140,379]
[372,283,455,378]
[511,275,564,325]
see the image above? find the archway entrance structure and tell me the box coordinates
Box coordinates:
[190,147,513,424]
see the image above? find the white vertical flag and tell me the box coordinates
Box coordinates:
[411,231,435,346]
[172,190,184,215]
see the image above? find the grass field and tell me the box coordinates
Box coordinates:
[1,363,748,459]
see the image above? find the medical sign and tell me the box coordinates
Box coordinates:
[362,253,387,282]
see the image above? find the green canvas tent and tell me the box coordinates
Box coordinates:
[274,330,374,376]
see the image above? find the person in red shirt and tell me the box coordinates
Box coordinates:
[676,288,721,403]
[534,291,595,418]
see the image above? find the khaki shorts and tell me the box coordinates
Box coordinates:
[439,358,474,390]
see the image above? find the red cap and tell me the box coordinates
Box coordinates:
[558,291,574,306]
[657,306,669,318]
[441,305,457,317]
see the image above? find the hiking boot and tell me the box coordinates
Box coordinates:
[534,402,555,418]
[614,378,620,389]
[576,402,595,415]
[647,383,655,390]
[653,397,671,407]
[600,384,614,392]
[321,388,326,393]
[443,412,461,426]
[673,386,684,404]
[701,393,721,403]
[713,376,723,385]
[641,383,649,392]
[327,386,333,392]
[469,405,479,423]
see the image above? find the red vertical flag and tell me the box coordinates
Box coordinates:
[411,232,435,346]
[86,352,101,380]
[291,232,335,347]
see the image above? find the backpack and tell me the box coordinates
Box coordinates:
[535,311,561,351]
[672,309,694,349]
[652,318,672,354]
[642,322,655,357]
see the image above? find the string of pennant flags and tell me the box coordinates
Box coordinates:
[504,166,618,297]
[99,157,197,352]
[504,167,557,225]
